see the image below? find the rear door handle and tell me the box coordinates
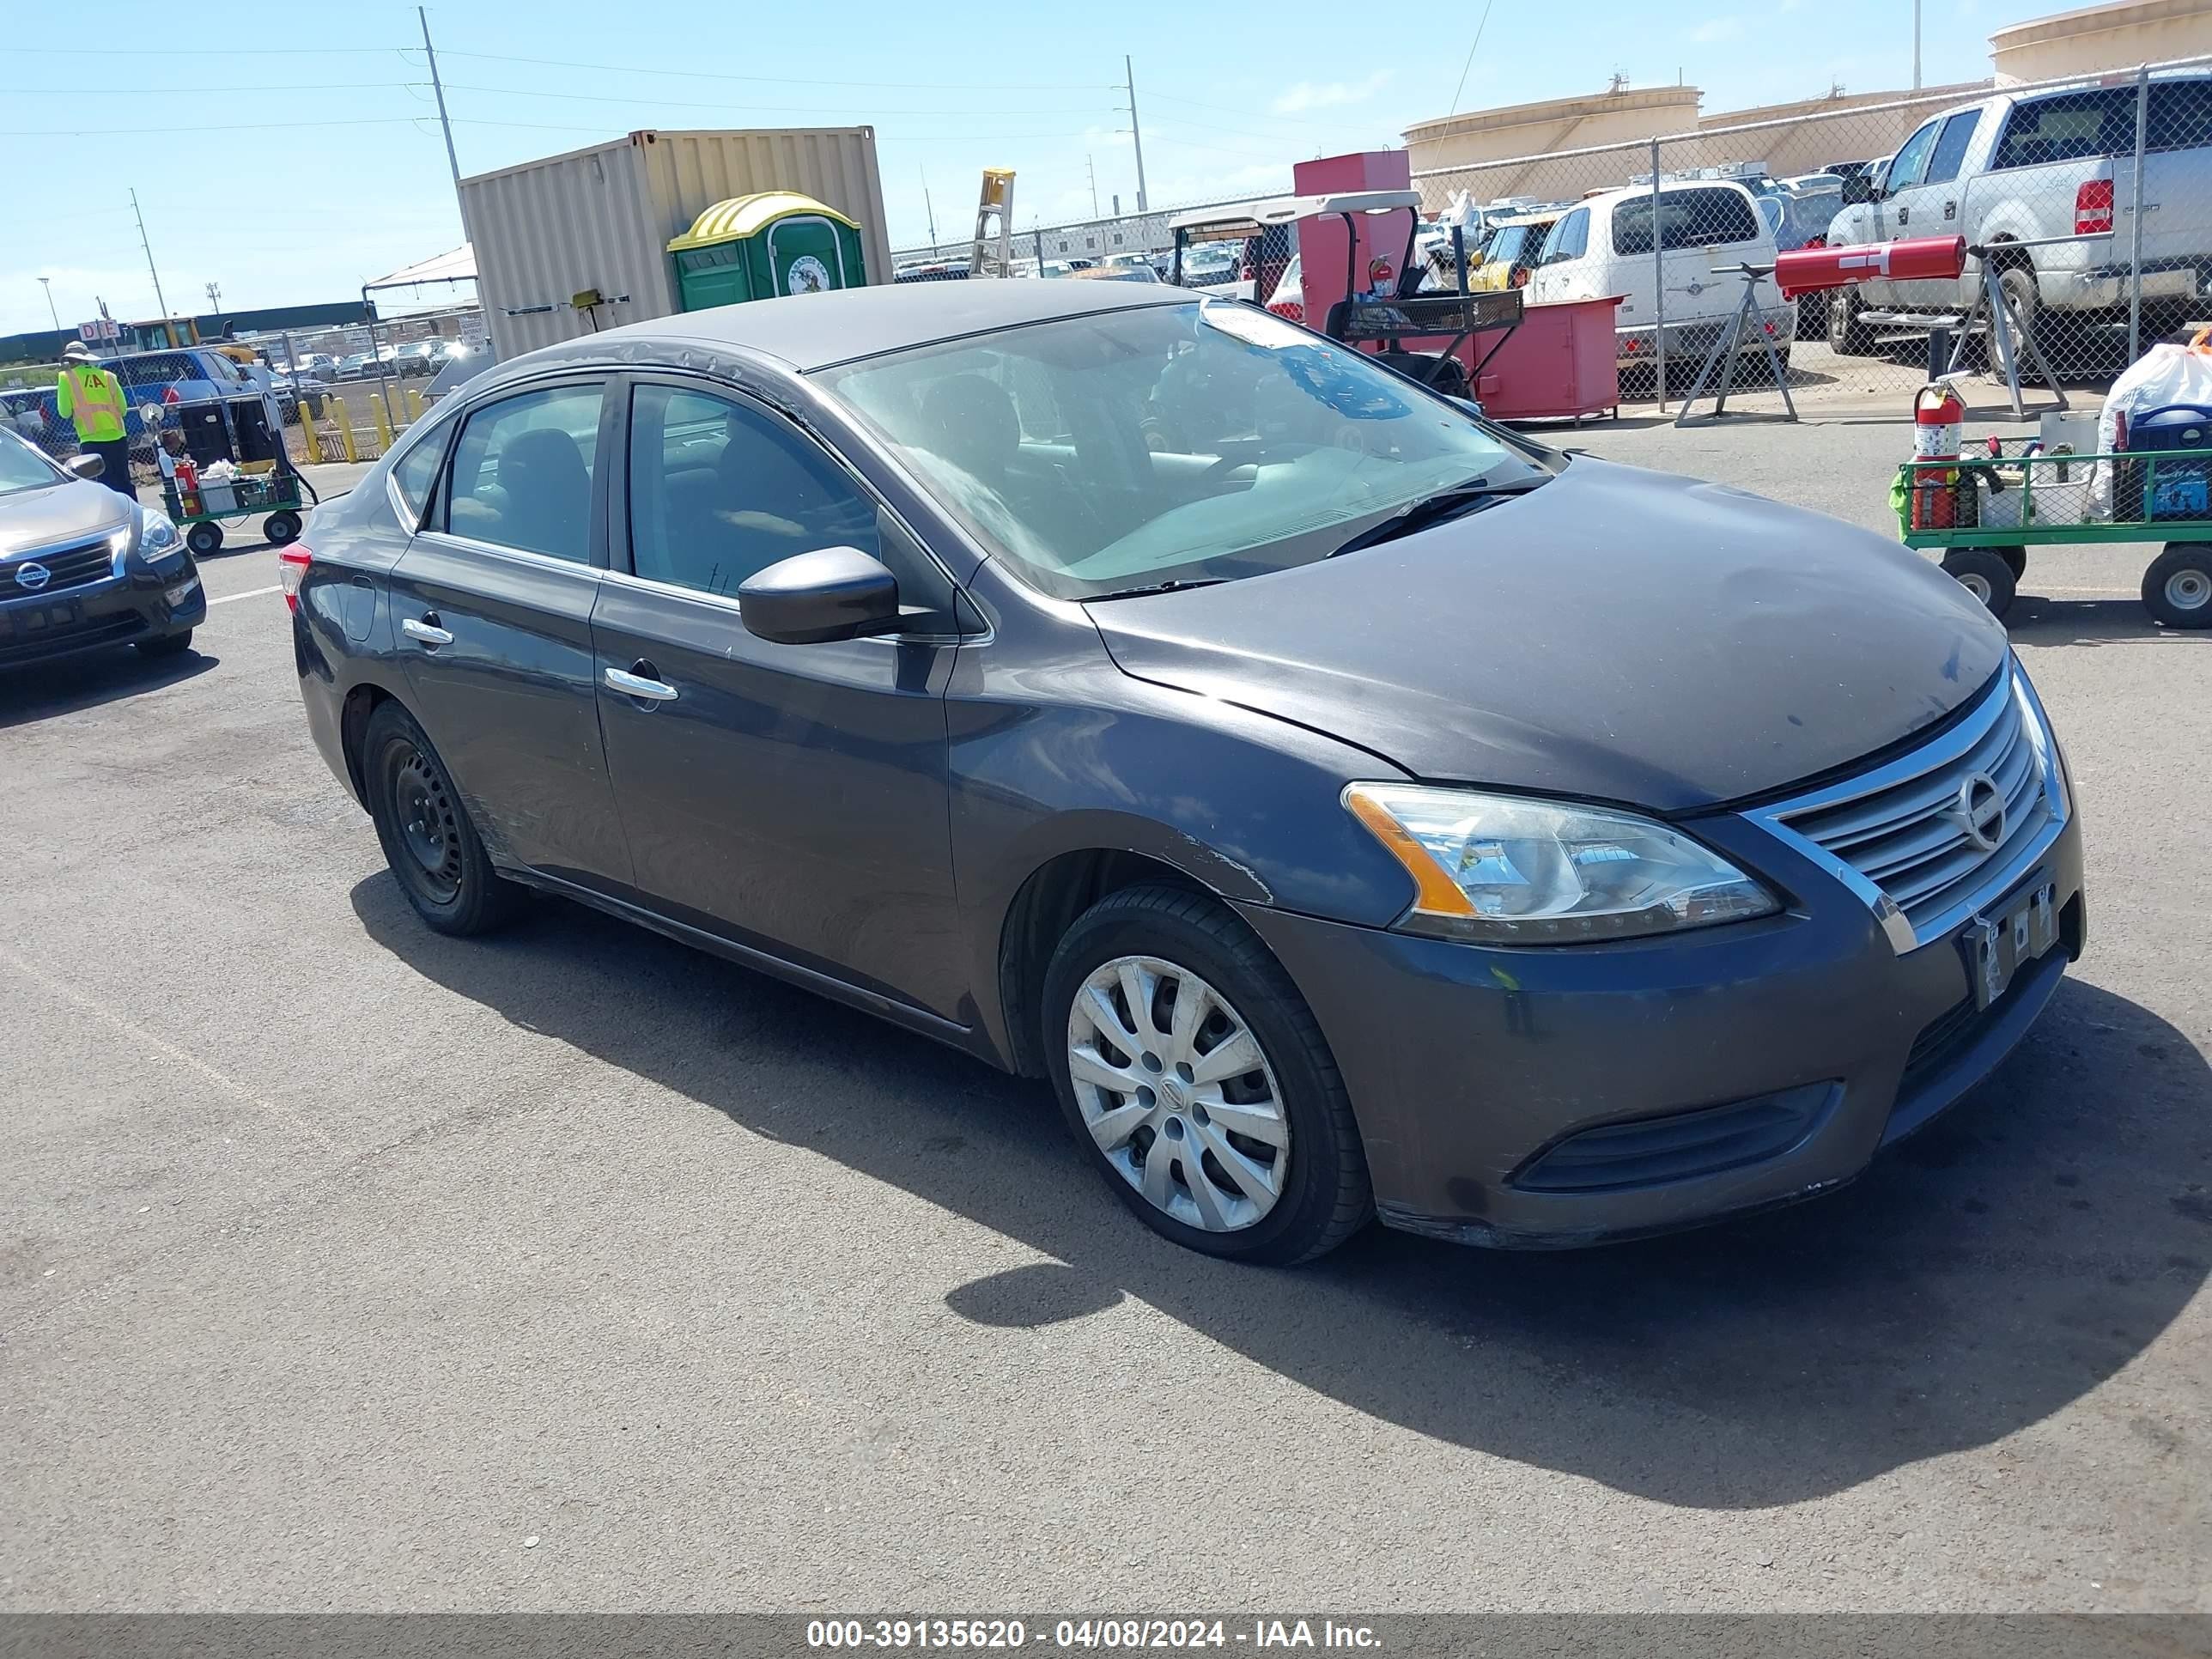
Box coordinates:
[1898,206,1910,225]
[605,664,678,702]
[401,615,453,647]
[1944,200,1958,220]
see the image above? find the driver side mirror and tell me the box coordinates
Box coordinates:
[66,453,105,481]
[739,545,902,645]
[1842,173,1875,207]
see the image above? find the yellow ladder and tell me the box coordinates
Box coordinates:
[969,169,1016,278]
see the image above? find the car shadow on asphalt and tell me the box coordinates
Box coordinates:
[0,646,216,729]
[351,874,2211,1511]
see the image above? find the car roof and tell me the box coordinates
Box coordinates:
[526,278,1197,374]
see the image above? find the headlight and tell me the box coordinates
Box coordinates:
[137,507,186,567]
[1343,783,1780,943]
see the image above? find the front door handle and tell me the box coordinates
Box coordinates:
[401,615,453,647]
[605,663,678,702]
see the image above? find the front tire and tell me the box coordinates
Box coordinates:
[362,701,522,935]
[1042,885,1371,1265]
[2144,544,2212,629]
[1942,547,2020,620]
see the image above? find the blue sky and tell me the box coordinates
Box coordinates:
[4,0,2056,335]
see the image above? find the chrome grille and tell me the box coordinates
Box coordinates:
[4,538,118,596]
[1750,667,2067,952]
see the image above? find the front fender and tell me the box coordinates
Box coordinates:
[945,647,1420,1067]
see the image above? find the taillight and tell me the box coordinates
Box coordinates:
[277,545,312,612]
[2075,179,2114,235]
[1268,300,1304,325]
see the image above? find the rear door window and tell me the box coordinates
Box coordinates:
[1612,187,1761,255]
[1992,88,2136,168]
[442,384,605,562]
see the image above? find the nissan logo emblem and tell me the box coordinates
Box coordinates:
[1950,770,2007,854]
[15,561,52,592]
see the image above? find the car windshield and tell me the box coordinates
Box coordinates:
[0,434,64,496]
[815,299,1551,600]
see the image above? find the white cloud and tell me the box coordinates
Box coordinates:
[1691,15,1744,40]
[1272,71,1390,116]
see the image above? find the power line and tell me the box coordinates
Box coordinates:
[439,80,1116,118]
[0,42,401,54]
[1,116,433,137]
[1449,0,1499,115]
[0,81,425,94]
[436,46,1103,93]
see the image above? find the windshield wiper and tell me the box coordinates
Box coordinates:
[1325,475,1549,559]
[1085,577,1233,602]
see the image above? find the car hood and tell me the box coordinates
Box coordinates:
[1083,457,2008,812]
[1,477,134,556]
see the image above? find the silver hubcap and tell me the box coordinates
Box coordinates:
[1958,571,1994,603]
[1066,955,1289,1233]
[2166,568,2210,611]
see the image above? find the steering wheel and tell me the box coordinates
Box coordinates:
[1200,437,1268,483]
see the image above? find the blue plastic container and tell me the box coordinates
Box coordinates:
[2126,404,2212,521]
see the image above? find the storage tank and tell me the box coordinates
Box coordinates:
[460,127,889,360]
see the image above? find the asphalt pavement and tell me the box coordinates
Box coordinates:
[1,433,2206,1614]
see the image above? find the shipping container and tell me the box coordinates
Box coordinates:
[460,127,890,361]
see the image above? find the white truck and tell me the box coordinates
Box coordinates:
[1824,72,2212,357]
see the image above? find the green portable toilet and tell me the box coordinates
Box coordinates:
[667,191,868,310]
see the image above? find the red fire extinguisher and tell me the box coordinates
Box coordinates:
[1911,383,1966,530]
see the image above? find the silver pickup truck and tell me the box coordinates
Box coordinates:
[1826,72,2212,357]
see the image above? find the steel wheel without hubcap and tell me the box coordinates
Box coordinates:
[1066,954,1289,1234]
[2166,569,2210,613]
[391,745,464,905]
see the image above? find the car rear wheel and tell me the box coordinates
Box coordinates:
[2144,544,2212,629]
[1829,286,1875,356]
[1042,884,1370,1264]
[1942,547,2020,620]
[362,701,522,935]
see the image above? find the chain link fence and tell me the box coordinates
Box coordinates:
[1409,53,2212,417]
[0,307,487,482]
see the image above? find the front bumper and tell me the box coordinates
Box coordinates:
[0,557,203,670]
[1237,806,2086,1249]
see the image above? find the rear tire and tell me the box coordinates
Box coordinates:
[1942,547,2019,620]
[1829,286,1875,356]
[362,701,523,936]
[185,521,222,556]
[1042,884,1371,1265]
[264,509,301,546]
[2143,544,2212,629]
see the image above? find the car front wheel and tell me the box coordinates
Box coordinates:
[1042,885,1370,1264]
[362,701,522,935]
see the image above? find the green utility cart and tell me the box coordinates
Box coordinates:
[1900,444,2212,629]
[667,191,868,310]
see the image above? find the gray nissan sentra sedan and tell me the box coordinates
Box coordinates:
[288,281,2084,1264]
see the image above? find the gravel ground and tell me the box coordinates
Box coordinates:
[1,434,2206,1615]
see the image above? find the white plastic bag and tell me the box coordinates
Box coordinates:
[2094,330,2212,519]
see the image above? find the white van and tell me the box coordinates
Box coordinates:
[1526,181,1791,379]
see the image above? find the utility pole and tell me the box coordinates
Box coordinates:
[129,189,168,319]
[1123,55,1150,214]
[38,276,58,331]
[1912,0,1921,89]
[1087,155,1099,219]
[204,281,222,319]
[418,6,472,246]
[921,165,937,248]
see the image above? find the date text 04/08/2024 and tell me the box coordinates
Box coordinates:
[804,1619,1382,1650]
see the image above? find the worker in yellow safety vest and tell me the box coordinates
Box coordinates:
[55,341,136,498]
